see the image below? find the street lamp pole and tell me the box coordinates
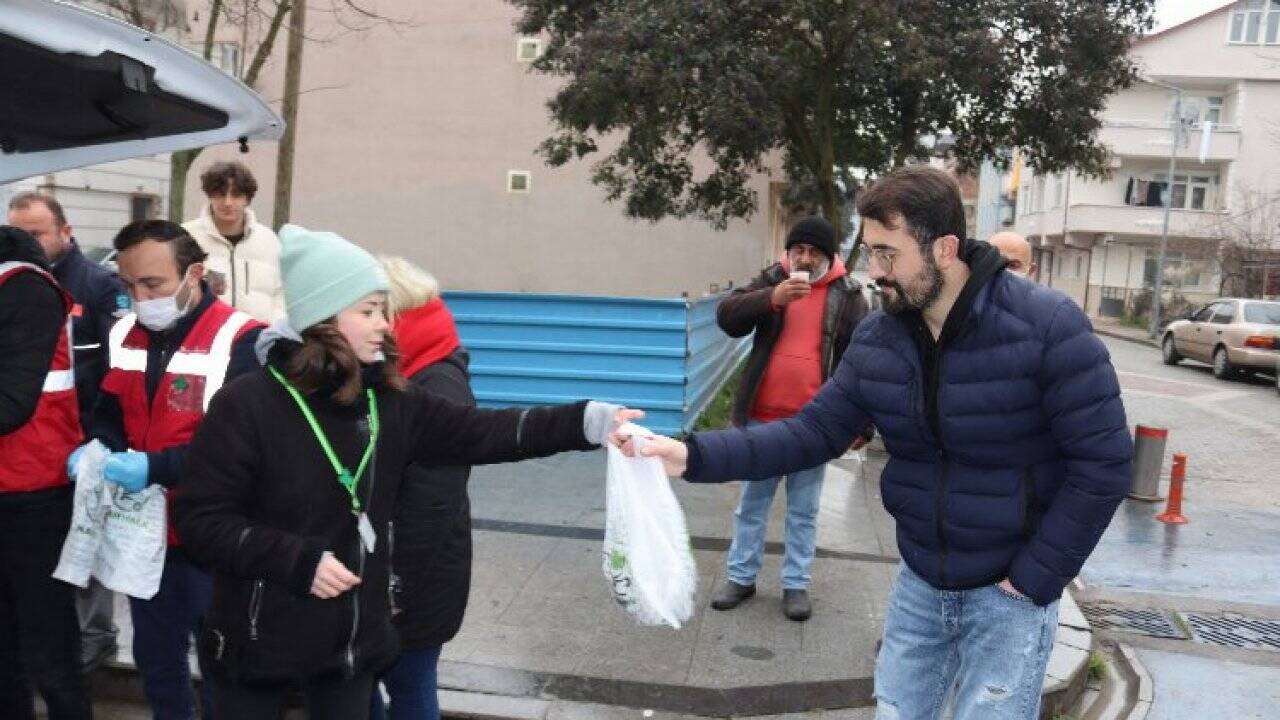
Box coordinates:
[1148,79,1185,339]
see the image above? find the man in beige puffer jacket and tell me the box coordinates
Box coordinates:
[182,161,284,323]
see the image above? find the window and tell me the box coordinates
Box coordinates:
[516,38,542,62]
[1209,302,1236,324]
[1192,305,1215,322]
[1151,173,1218,211]
[1243,301,1280,324]
[507,170,531,193]
[130,195,157,221]
[1230,1,1280,44]
[1207,96,1224,124]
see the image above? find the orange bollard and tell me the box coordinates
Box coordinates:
[1156,453,1189,525]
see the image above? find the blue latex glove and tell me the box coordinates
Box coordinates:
[103,452,149,493]
[66,443,90,481]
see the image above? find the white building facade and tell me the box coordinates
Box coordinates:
[1014,2,1280,319]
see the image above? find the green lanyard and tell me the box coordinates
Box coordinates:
[268,365,380,514]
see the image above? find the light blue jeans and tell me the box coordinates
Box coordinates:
[874,563,1060,720]
[725,420,827,590]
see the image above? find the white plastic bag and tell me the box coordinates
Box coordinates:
[602,423,697,628]
[95,483,167,600]
[53,440,111,587]
[52,439,167,600]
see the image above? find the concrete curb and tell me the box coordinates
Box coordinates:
[1094,326,1159,348]
[1114,644,1154,720]
[1040,580,1096,720]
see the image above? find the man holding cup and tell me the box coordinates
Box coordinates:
[710,216,871,620]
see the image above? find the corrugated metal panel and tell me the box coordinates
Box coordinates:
[446,291,746,436]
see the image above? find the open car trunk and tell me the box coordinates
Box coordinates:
[0,0,283,183]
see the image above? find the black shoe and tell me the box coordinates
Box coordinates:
[710,580,756,610]
[783,589,812,621]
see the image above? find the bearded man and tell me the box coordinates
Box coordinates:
[622,165,1132,720]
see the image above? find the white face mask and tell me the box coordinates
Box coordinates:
[134,269,195,331]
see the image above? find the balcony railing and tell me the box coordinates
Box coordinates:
[1098,120,1241,162]
[1015,204,1227,241]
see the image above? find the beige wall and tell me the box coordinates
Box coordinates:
[183,1,777,298]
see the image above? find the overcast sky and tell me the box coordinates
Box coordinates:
[1154,0,1233,32]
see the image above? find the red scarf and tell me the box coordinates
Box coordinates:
[393,298,462,379]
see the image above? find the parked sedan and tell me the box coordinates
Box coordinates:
[1161,298,1280,380]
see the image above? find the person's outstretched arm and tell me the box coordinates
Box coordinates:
[405,390,640,467]
[624,349,873,481]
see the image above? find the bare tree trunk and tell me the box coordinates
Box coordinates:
[273,0,306,230]
[168,148,201,221]
[166,0,222,221]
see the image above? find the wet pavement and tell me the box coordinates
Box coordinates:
[1137,647,1280,719]
[1079,335,1280,713]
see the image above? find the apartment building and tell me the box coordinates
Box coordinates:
[1014,1,1280,318]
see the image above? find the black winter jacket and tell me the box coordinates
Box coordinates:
[391,347,475,649]
[0,227,65,439]
[50,241,128,431]
[175,353,595,686]
[717,262,870,427]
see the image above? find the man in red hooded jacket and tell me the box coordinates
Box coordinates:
[711,216,870,621]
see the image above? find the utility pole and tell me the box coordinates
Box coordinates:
[273,0,306,230]
[1148,78,1185,339]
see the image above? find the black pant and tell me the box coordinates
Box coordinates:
[0,486,93,720]
[212,673,374,720]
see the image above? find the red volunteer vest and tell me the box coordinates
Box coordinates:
[0,262,81,493]
[102,299,260,545]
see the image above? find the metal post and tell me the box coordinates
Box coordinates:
[1150,86,1183,339]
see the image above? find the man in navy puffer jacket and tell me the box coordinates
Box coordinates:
[623,166,1132,720]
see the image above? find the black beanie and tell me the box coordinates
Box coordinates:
[785,216,837,260]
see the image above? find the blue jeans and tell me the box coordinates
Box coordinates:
[874,563,1059,720]
[725,421,827,590]
[370,645,442,720]
[129,550,214,720]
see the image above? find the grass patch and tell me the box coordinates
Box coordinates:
[1087,650,1108,682]
[694,360,745,431]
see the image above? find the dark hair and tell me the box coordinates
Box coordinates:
[112,220,209,275]
[200,161,258,201]
[8,192,68,227]
[856,166,966,248]
[281,321,407,404]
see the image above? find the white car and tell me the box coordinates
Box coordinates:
[0,0,282,184]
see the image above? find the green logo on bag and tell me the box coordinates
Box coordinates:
[610,550,626,571]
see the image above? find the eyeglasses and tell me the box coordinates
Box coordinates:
[864,247,899,274]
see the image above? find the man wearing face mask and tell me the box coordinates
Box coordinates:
[69,220,265,720]
[989,231,1038,280]
[709,216,871,621]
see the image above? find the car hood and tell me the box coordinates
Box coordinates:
[0,0,283,183]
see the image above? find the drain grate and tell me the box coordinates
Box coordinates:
[1183,613,1280,653]
[1080,603,1187,640]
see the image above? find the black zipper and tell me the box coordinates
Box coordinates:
[927,344,949,587]
[248,579,264,641]
[344,411,378,677]
[387,519,399,617]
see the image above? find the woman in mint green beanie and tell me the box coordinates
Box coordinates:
[174,226,639,719]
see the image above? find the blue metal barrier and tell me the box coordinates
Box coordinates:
[444,292,748,436]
